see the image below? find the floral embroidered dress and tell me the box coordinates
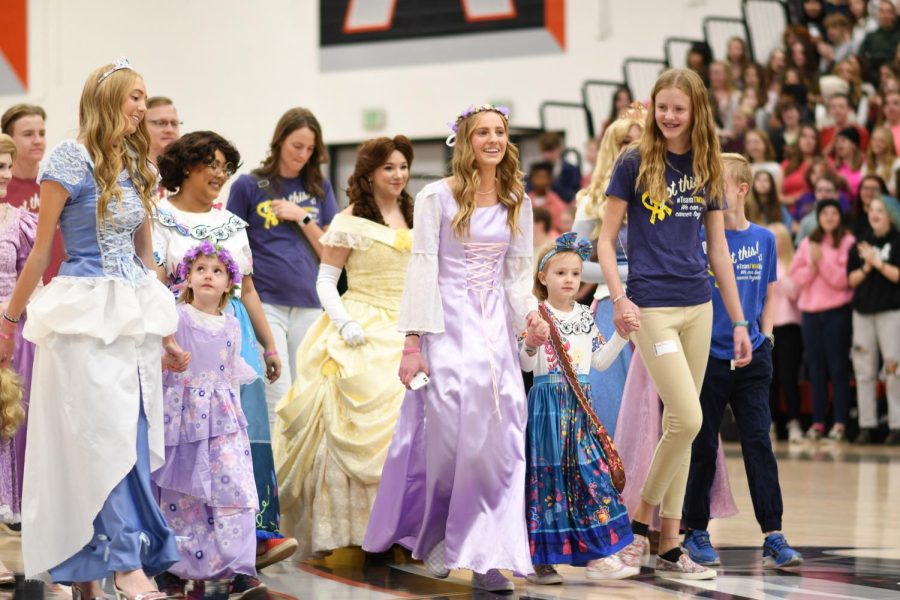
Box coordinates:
[153,304,259,580]
[22,140,179,580]
[153,198,283,539]
[519,302,633,565]
[272,214,411,559]
[0,205,36,523]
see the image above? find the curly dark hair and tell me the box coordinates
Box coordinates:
[158,131,241,192]
[346,136,414,228]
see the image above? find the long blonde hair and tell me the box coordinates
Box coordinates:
[79,64,156,224]
[577,102,646,237]
[637,68,724,207]
[866,126,898,182]
[768,222,795,266]
[450,111,525,238]
[0,369,23,440]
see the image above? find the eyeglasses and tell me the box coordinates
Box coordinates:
[147,119,182,129]
[206,161,236,177]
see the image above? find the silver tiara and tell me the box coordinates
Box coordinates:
[98,57,132,83]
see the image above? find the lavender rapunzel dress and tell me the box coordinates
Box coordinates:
[0,205,36,524]
[362,180,536,575]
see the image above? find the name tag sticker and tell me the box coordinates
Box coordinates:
[654,340,678,356]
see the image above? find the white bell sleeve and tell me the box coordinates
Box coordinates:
[397,189,444,334]
[502,197,538,333]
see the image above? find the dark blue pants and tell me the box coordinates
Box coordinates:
[683,344,783,533]
[801,306,852,426]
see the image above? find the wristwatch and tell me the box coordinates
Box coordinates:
[300,212,313,226]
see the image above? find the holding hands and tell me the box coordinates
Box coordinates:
[524,311,550,348]
[162,335,192,373]
[612,296,641,337]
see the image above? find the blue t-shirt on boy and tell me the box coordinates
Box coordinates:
[227,174,338,307]
[701,223,776,360]
[606,148,721,307]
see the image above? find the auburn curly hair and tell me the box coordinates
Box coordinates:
[346,136,414,228]
[158,131,241,192]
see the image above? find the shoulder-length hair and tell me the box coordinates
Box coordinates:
[347,135,415,228]
[637,68,724,206]
[158,131,241,192]
[254,107,328,199]
[79,64,156,225]
[450,110,525,239]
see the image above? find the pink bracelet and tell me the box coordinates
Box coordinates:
[402,347,421,355]
[263,350,278,358]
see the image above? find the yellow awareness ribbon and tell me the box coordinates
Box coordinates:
[641,192,673,224]
[257,200,280,229]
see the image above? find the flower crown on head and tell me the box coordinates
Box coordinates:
[176,241,242,287]
[98,57,133,84]
[445,103,511,147]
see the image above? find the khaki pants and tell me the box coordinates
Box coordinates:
[631,302,712,519]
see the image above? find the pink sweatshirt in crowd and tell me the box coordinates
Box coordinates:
[771,261,802,326]
[789,233,856,313]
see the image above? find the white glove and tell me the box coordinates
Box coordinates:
[316,264,366,347]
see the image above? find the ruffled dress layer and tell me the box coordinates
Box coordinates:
[153,304,259,580]
[273,214,410,559]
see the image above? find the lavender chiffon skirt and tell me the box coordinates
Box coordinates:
[0,319,34,523]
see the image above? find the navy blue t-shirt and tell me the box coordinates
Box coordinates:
[702,224,776,360]
[606,148,721,307]
[227,173,338,307]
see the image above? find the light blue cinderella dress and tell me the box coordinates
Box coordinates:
[21,140,180,581]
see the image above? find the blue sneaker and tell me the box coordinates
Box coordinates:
[762,533,803,568]
[683,529,720,566]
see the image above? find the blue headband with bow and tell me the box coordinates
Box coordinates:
[538,231,593,272]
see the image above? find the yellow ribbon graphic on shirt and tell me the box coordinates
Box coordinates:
[642,192,672,224]
[257,201,280,229]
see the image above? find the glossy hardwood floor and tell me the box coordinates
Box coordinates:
[3,440,899,599]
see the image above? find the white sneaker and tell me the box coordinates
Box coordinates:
[424,541,450,578]
[525,564,562,585]
[787,420,803,444]
[472,569,515,592]
[655,552,717,579]
[586,555,640,580]
[617,534,650,568]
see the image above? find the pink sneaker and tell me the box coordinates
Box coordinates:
[617,534,650,568]
[586,555,640,580]
[654,553,717,579]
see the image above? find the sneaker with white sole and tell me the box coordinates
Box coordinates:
[787,420,804,444]
[654,553,717,579]
[471,569,514,593]
[762,533,803,568]
[424,540,450,578]
[617,533,650,568]
[586,555,640,580]
[683,529,721,566]
[525,564,562,585]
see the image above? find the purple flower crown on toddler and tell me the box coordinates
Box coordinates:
[445,103,510,147]
[176,240,242,287]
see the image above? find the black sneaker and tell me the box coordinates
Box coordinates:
[886,429,900,446]
[154,571,186,598]
[854,428,874,445]
[230,575,269,600]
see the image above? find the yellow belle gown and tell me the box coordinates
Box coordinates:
[272,213,411,559]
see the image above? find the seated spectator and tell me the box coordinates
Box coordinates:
[746,129,783,183]
[858,0,900,85]
[687,41,714,86]
[820,93,869,155]
[795,170,849,243]
[818,13,856,72]
[744,62,778,118]
[787,38,821,95]
[710,61,740,133]
[849,0,878,49]
[864,126,900,195]
[770,100,803,162]
[726,36,752,87]
[748,170,794,230]
[883,91,900,154]
[722,108,753,153]
[834,58,875,127]
[535,132,581,203]
[850,174,900,237]
[527,161,568,231]
[782,124,822,208]
[766,47,788,93]
[600,85,633,136]
[799,0,826,39]
[832,127,866,201]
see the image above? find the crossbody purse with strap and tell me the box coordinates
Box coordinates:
[537,302,627,493]
[251,174,320,265]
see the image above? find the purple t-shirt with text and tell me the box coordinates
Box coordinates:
[606,148,721,307]
[227,173,337,307]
